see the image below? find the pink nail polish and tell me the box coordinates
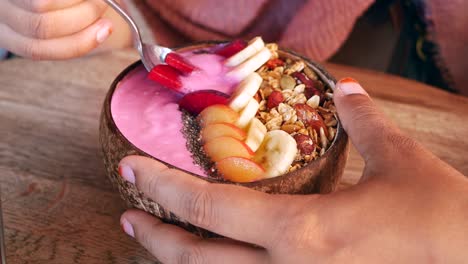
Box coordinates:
[337,78,368,96]
[118,164,136,184]
[121,218,135,238]
[96,25,111,43]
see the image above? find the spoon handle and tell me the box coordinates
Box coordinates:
[103,0,143,51]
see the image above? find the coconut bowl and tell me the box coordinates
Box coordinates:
[99,41,349,238]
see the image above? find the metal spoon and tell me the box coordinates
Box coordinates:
[104,0,172,71]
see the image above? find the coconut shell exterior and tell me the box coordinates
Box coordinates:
[99,42,350,238]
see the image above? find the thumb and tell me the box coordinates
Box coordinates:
[333,78,409,164]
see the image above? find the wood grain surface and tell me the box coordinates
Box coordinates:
[1,49,467,263]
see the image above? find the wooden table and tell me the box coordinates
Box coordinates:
[1,49,467,263]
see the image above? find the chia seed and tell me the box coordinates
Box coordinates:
[181,111,220,178]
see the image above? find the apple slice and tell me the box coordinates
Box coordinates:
[227,47,272,81]
[201,122,247,143]
[236,98,260,129]
[165,52,198,75]
[228,72,263,112]
[197,104,239,127]
[216,157,265,183]
[214,39,248,58]
[225,37,265,67]
[203,136,254,162]
[148,64,183,92]
[179,90,229,115]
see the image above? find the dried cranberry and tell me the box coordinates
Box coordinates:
[267,91,284,109]
[304,87,322,99]
[266,59,285,69]
[291,72,314,88]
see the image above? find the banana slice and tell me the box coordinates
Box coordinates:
[227,47,271,81]
[244,118,267,152]
[253,130,297,178]
[225,37,265,67]
[236,98,260,129]
[229,73,263,112]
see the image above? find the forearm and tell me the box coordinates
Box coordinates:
[435,179,468,263]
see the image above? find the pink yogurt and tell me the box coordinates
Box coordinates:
[111,52,239,176]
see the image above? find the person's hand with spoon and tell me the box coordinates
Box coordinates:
[118,78,468,263]
[0,0,131,59]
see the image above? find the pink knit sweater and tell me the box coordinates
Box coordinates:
[133,0,468,95]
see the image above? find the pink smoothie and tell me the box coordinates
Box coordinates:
[111,52,238,176]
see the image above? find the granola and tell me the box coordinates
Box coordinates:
[256,46,338,173]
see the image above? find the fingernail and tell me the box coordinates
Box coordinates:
[121,218,135,238]
[96,23,112,43]
[118,164,135,184]
[336,78,368,96]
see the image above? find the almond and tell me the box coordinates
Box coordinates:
[281,124,301,134]
[293,104,328,136]
[303,66,318,81]
[293,134,315,155]
[262,86,274,98]
[254,92,261,102]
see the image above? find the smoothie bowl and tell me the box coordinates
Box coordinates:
[99,37,349,237]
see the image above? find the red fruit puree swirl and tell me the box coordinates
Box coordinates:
[111,52,239,176]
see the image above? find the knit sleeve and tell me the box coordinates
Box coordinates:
[130,0,373,62]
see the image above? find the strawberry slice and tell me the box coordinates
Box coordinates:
[148,65,183,92]
[179,90,230,115]
[165,52,198,75]
[214,39,248,58]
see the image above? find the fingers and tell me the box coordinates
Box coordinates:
[2,0,107,39]
[11,0,85,13]
[0,19,112,59]
[333,78,419,164]
[118,155,289,247]
[121,210,267,264]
